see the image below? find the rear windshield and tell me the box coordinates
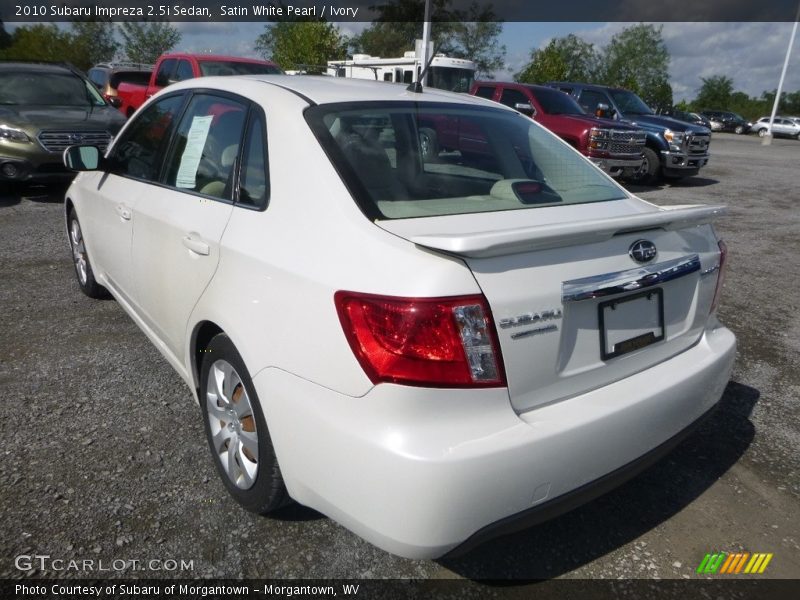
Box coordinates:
[198,61,282,76]
[305,102,626,220]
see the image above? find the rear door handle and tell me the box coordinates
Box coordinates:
[182,235,210,256]
[116,204,131,221]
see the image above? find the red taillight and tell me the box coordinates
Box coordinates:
[710,239,728,313]
[334,291,506,388]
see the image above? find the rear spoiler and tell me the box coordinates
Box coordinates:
[400,205,727,258]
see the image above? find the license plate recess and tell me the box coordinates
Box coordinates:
[599,289,665,360]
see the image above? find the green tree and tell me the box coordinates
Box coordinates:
[600,24,672,108]
[694,75,734,110]
[445,3,505,78]
[119,22,181,64]
[516,34,599,83]
[255,21,348,72]
[68,20,118,70]
[0,24,73,63]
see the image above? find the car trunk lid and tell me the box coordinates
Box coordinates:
[378,201,726,413]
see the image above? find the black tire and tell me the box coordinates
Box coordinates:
[734,125,744,134]
[758,128,767,138]
[67,210,110,299]
[629,146,660,184]
[200,333,290,514]
[419,127,439,161]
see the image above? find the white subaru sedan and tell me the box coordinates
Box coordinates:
[63,76,735,559]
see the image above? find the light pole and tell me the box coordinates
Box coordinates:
[764,2,800,144]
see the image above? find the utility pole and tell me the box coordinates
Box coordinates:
[764,2,800,145]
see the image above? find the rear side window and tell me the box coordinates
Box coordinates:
[163,94,248,200]
[175,60,194,82]
[110,94,185,182]
[306,102,625,220]
[238,113,269,209]
[473,86,495,99]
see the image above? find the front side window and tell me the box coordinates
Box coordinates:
[533,87,586,116]
[155,59,177,86]
[499,88,530,110]
[110,94,185,181]
[306,102,626,220]
[163,94,248,200]
[578,90,608,114]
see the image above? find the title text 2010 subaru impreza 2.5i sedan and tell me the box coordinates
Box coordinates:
[62,75,736,559]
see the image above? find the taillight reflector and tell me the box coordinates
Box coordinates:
[334,291,506,388]
[710,239,728,313]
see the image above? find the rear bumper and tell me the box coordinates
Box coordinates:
[253,325,735,559]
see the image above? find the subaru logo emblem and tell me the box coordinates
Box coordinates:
[629,239,657,263]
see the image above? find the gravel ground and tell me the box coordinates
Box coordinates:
[0,134,798,588]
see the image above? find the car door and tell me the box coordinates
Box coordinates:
[130,92,248,361]
[81,93,186,306]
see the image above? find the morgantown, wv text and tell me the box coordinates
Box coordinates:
[15,583,361,597]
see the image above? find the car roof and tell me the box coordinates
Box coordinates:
[0,61,76,74]
[185,75,501,108]
[160,53,278,66]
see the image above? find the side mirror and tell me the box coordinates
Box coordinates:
[108,97,122,108]
[514,102,537,117]
[63,145,101,171]
[595,102,615,118]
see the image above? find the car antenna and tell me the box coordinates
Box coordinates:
[407,47,438,94]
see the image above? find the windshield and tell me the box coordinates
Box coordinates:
[428,67,474,93]
[0,72,106,106]
[531,86,585,116]
[609,90,653,115]
[198,61,282,76]
[305,102,626,220]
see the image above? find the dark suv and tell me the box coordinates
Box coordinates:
[547,82,712,183]
[87,62,153,108]
[0,61,126,186]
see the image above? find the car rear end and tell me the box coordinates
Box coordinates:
[246,91,736,558]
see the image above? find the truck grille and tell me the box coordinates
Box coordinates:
[687,134,710,155]
[608,130,646,155]
[37,131,112,153]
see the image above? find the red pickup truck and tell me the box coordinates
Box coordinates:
[470,81,646,178]
[116,53,282,117]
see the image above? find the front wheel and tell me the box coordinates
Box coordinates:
[67,211,109,299]
[758,128,767,138]
[734,125,744,134]
[419,127,439,161]
[200,333,290,514]
[628,147,660,184]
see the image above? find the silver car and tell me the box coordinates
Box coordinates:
[751,116,800,139]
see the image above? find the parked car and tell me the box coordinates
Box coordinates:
[0,61,125,187]
[700,110,752,134]
[657,108,713,130]
[62,75,735,559]
[87,62,153,107]
[546,82,712,183]
[750,116,800,139]
[469,81,645,178]
[115,53,282,117]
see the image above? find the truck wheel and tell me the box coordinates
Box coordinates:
[419,128,439,161]
[630,147,660,184]
[200,333,291,514]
